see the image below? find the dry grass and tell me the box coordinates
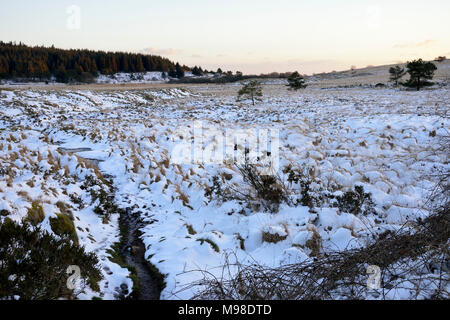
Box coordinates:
[177,209,449,300]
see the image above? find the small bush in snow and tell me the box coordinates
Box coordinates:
[237,163,289,213]
[335,185,376,216]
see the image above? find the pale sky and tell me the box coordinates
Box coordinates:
[1,0,449,74]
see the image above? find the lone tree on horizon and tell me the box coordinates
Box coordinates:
[389,66,406,86]
[237,80,263,106]
[286,71,307,90]
[403,59,437,91]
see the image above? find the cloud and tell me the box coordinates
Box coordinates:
[142,47,182,56]
[393,39,438,49]
[190,54,203,59]
[417,39,438,47]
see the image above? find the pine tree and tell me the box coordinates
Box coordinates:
[168,68,177,78]
[175,63,185,78]
[0,57,9,78]
[136,56,145,72]
[237,80,263,106]
[388,66,406,86]
[286,71,307,90]
[402,59,437,91]
[0,42,203,82]
[192,66,202,76]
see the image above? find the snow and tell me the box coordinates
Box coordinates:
[0,84,448,300]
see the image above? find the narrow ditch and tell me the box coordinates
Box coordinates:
[119,208,163,300]
[58,146,163,300]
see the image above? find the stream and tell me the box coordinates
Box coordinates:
[120,208,161,300]
[58,146,161,300]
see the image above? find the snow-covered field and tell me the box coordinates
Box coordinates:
[0,83,448,299]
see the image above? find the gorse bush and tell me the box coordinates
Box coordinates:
[0,219,102,300]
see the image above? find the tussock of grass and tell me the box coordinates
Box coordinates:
[185,224,197,235]
[197,238,220,253]
[24,201,45,226]
[49,213,79,245]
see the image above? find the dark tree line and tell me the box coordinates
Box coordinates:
[0,41,191,82]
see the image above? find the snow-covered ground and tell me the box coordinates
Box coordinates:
[0,84,448,299]
[0,71,216,87]
[96,71,171,84]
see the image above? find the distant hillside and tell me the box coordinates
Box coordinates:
[0,41,192,83]
[306,59,450,88]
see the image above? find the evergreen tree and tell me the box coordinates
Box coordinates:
[286,71,307,90]
[0,41,200,82]
[403,59,437,91]
[216,68,223,74]
[175,63,185,78]
[168,68,177,78]
[237,80,263,106]
[388,66,406,86]
[192,66,203,76]
[0,56,9,78]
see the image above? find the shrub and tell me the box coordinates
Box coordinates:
[0,220,101,300]
[335,185,376,216]
[205,175,226,202]
[286,166,327,208]
[81,175,119,221]
[237,163,289,213]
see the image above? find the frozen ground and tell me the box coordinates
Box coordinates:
[0,83,448,299]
